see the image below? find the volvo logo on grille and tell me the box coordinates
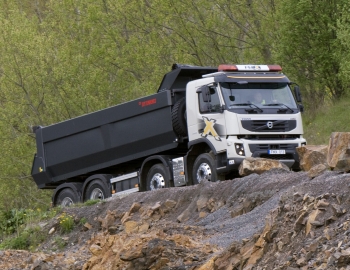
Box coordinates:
[267,121,274,129]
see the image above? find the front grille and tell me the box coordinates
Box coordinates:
[249,144,298,152]
[241,120,297,132]
[238,135,299,140]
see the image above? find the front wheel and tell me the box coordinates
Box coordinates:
[85,180,108,201]
[56,188,79,207]
[146,164,170,191]
[192,153,221,184]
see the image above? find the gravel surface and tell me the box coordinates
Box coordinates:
[2,169,350,269]
[194,169,308,247]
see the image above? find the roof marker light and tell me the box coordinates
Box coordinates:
[218,64,238,71]
[218,64,282,72]
[267,65,283,71]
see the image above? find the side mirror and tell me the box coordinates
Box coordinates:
[294,86,302,103]
[198,85,211,102]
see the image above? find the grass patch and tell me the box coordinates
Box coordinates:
[0,208,58,235]
[0,226,46,251]
[53,236,67,250]
[303,97,350,145]
[83,199,100,206]
[0,207,60,251]
[79,217,88,225]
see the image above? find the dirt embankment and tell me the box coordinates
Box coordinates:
[1,169,350,269]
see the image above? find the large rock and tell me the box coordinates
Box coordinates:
[327,132,350,172]
[296,145,328,171]
[238,157,289,176]
[98,210,117,230]
[307,164,327,178]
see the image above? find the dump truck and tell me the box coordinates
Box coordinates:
[31,63,306,206]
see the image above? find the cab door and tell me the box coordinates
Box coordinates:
[194,85,226,152]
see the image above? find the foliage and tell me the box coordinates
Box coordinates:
[336,2,350,90]
[0,233,29,250]
[0,207,57,239]
[83,199,100,206]
[0,209,27,235]
[0,0,281,210]
[79,217,88,226]
[37,208,59,220]
[0,226,45,251]
[274,0,347,110]
[53,236,67,250]
[303,95,350,145]
[58,212,75,233]
[0,206,61,250]
[0,0,349,211]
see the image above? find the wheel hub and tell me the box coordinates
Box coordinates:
[196,163,212,183]
[61,197,74,207]
[150,173,165,190]
[90,188,105,200]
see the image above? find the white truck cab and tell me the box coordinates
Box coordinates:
[186,64,306,181]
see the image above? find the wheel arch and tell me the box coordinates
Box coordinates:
[140,155,173,191]
[52,182,83,206]
[82,174,113,201]
[187,138,217,155]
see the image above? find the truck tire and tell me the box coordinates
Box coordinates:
[146,164,169,191]
[172,98,187,136]
[85,180,108,201]
[56,188,78,207]
[192,153,221,184]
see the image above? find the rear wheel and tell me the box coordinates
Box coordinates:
[85,180,108,201]
[56,188,79,207]
[192,153,222,184]
[146,164,169,191]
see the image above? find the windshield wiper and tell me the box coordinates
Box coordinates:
[231,103,263,112]
[264,103,294,112]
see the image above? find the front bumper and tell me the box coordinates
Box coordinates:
[226,137,306,169]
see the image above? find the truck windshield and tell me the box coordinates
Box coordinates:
[220,82,298,110]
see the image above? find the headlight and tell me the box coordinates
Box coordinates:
[235,143,245,156]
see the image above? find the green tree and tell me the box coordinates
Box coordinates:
[0,1,53,210]
[274,0,346,109]
[336,2,350,93]
[0,0,295,210]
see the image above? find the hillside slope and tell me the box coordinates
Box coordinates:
[304,97,350,145]
[1,169,350,269]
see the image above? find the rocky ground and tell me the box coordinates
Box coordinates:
[1,168,350,269]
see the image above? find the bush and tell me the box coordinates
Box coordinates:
[2,233,29,250]
[0,226,46,251]
[58,213,75,233]
[0,208,59,236]
[0,209,27,235]
[0,207,59,250]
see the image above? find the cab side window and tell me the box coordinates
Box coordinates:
[199,86,221,113]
